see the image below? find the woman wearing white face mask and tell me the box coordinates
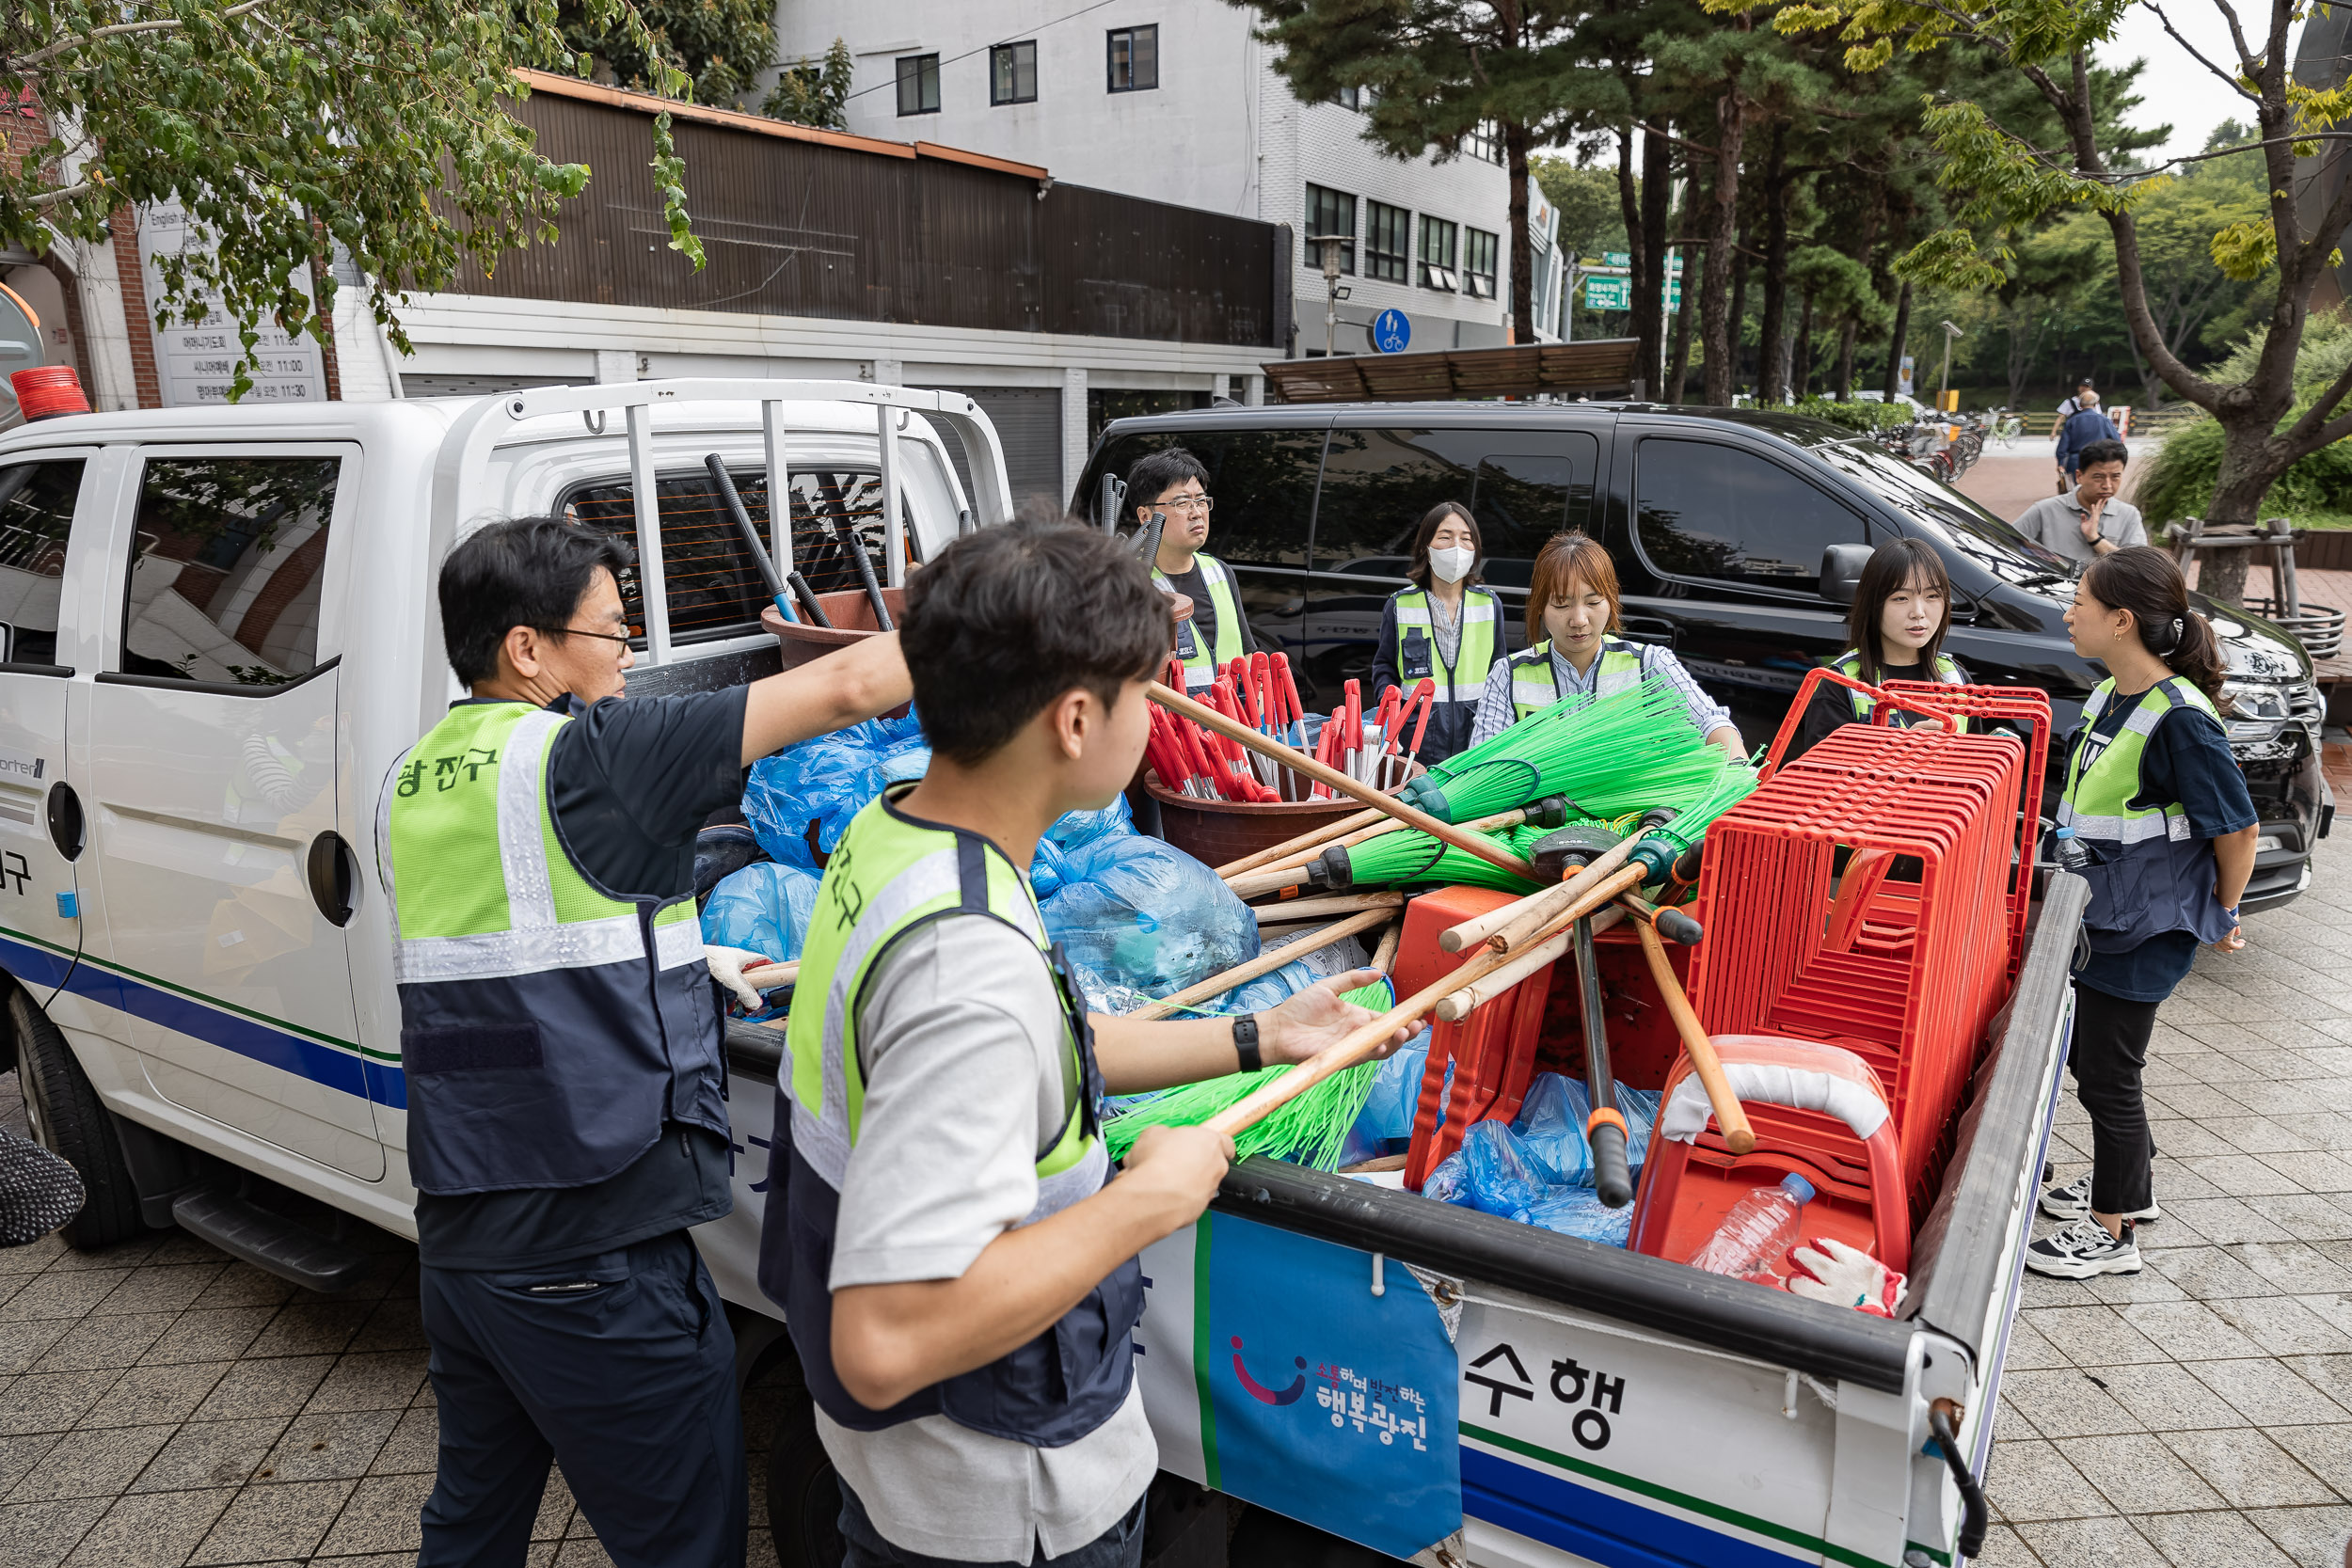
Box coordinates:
[1369,501,1504,766]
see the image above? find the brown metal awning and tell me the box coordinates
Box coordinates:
[1262,340,1640,403]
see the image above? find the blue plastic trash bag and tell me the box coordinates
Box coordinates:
[1042,835,1257,1001]
[1513,1185,1634,1248]
[1513,1074,1663,1188]
[742,711,932,871]
[1421,1149,1470,1206]
[702,861,823,967]
[1030,796,1136,900]
[1458,1119,1550,1218]
[1357,1032,1432,1149]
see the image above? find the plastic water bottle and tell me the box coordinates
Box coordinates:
[2053,826,2090,874]
[1688,1173,1817,1285]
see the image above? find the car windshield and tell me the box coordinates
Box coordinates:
[1814,438,2077,587]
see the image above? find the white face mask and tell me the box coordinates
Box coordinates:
[1428,546,1475,584]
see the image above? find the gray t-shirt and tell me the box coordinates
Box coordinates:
[2011,490,2147,567]
[816,914,1155,1563]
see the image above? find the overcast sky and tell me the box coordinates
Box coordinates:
[2102,2,2279,168]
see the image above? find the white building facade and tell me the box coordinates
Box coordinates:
[771,0,1534,357]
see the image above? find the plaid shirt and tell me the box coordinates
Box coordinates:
[1470,640,1737,750]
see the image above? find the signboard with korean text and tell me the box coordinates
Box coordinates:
[136,203,326,408]
[1135,1212,1460,1560]
[1583,277,1631,312]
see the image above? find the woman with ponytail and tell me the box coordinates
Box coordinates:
[2027,546,2258,1281]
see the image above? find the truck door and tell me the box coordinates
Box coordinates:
[0,455,90,1001]
[78,446,382,1180]
[1613,428,1874,746]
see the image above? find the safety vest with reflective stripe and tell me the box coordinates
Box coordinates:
[757,789,1140,1446]
[377,701,723,1196]
[1508,638,1645,721]
[2058,676,2239,952]
[1831,649,1971,732]
[1391,587,1501,705]
[1155,553,1246,690]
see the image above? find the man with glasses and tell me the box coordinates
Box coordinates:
[376,516,909,1568]
[1130,447,1255,690]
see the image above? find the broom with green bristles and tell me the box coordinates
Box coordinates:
[1105,976,1399,1169]
[1399,678,1732,826]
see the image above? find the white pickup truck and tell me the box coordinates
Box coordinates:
[2,378,2071,1568]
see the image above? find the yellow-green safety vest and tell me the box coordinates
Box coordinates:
[1831,649,1970,731]
[1155,553,1246,690]
[2059,676,2217,847]
[1508,637,1645,721]
[376,700,721,1195]
[1392,587,1501,705]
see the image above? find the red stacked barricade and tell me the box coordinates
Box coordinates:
[1691,721,2025,1222]
[1392,886,1558,1191]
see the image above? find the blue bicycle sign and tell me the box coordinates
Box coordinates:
[1372,309,1411,354]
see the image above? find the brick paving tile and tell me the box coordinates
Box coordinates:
[2162,1425,2344,1508]
[2134,1507,2302,1566]
[2055,1432,2226,1513]
[2011,1514,2174,1566]
[246,1305,371,1362]
[130,1418,287,1494]
[31,1312,176,1373]
[59,1486,237,1567]
[2185,1356,2352,1426]
[4,1423,175,1503]
[2246,1504,2352,1568]
[0,1496,111,1568]
[80,1360,230,1429]
[255,1411,399,1485]
[187,1480,356,1566]
[310,1472,434,1559]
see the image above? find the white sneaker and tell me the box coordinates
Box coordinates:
[2026,1216,2142,1278]
[2038,1171,2159,1224]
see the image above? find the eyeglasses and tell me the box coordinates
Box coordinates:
[1156,495,1214,515]
[558,626,634,647]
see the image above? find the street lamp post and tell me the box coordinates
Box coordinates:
[1308,234,1353,356]
[1937,320,1964,411]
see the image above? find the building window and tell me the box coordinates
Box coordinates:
[1467,120,1503,165]
[1337,84,1380,112]
[991,40,1038,104]
[1108,26,1158,92]
[1464,229,1499,299]
[1306,184,1357,274]
[1365,200,1409,283]
[1419,215,1459,292]
[897,54,940,116]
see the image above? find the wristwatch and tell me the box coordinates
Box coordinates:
[1232,1014,1262,1073]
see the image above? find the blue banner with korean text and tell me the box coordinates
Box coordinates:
[1199,1212,1460,1558]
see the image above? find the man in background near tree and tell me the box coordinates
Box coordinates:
[2056,389,2123,493]
[2012,439,2145,567]
[2053,378,2097,493]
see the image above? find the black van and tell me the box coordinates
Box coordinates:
[1073,402,2331,911]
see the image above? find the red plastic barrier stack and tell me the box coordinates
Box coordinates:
[1690,724,2022,1218]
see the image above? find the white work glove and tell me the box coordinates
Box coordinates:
[704,945,777,1012]
[1785,1236,1905,1318]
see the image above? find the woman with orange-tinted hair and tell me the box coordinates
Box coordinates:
[1469,531,1743,754]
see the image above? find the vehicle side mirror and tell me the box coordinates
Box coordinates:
[1820,545,1874,607]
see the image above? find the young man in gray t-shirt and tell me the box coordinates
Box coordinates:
[769,522,1407,1565]
[2012,438,2146,567]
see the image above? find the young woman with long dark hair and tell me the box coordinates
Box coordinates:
[1368,501,1506,767]
[2027,546,2258,1279]
[1785,538,1970,763]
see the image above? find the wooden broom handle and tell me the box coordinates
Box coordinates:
[1228,805,1536,888]
[1630,911,1755,1155]
[1151,683,1537,882]
[1215,808,1385,879]
[1203,904,1581,1137]
[740,958,800,990]
[1127,907,1393,1022]
[1438,835,1639,954]
[1255,892,1403,925]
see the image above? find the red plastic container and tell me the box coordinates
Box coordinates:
[1394,887,1561,1191]
[10,366,88,420]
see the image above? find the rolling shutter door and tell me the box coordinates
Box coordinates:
[928,386,1063,513]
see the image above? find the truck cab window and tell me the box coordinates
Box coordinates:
[1089,428,1321,567]
[0,459,83,667]
[563,467,893,646]
[1312,427,1597,587]
[1633,437,1862,596]
[120,456,339,684]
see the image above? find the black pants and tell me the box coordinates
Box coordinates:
[840,1481,1146,1568]
[417,1231,747,1568]
[2069,982,2163,1216]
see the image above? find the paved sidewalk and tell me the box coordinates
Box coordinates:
[4,836,2351,1564]
[1979,825,2352,1568]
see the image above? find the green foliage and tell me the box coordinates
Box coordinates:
[1530,155,1628,261]
[1793,396,1913,431]
[2,0,706,400]
[554,0,773,103]
[764,36,852,129]
[1789,245,1892,333]
[2133,409,2352,527]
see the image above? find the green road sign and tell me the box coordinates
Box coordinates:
[1582,276,1630,311]
[1601,251,1631,269]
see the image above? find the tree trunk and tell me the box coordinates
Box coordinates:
[2198,418,2290,604]
[1636,126,1672,401]
[1615,126,1643,286]
[1729,237,1751,398]
[1835,320,1859,401]
[1505,122,1534,345]
[1758,126,1789,405]
[1882,280,1912,401]
[1702,89,1746,407]
[1794,289,1816,397]
[1667,240,1697,404]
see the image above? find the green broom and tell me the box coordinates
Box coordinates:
[1323,822,1549,895]
[1400,679,1730,825]
[1621,762,1760,884]
[1105,977,1398,1169]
